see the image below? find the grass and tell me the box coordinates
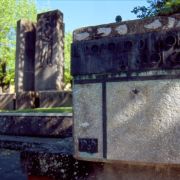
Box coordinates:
[0,107,72,113]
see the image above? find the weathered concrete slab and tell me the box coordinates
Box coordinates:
[73,13,180,41]
[35,10,64,91]
[106,79,180,164]
[15,19,36,93]
[0,113,72,137]
[73,83,103,159]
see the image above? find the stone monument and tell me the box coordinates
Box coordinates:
[35,10,64,91]
[72,13,180,164]
[15,19,36,93]
[14,19,36,109]
[14,10,71,109]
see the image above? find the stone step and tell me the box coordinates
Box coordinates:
[0,113,72,138]
[0,135,73,154]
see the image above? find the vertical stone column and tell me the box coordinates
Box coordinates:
[15,19,36,93]
[35,10,64,91]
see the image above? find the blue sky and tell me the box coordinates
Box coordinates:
[36,0,148,33]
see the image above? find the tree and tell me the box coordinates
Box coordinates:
[115,15,122,22]
[64,32,72,89]
[0,0,37,92]
[131,0,180,19]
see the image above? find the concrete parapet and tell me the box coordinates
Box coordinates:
[0,113,72,137]
[73,13,180,42]
[72,13,180,164]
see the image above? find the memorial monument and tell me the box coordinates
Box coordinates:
[35,10,64,91]
[14,10,71,109]
[15,19,36,93]
[72,13,180,164]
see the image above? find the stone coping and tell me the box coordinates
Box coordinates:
[0,135,73,154]
[73,13,180,42]
[0,112,72,117]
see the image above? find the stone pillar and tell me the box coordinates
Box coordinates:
[15,19,36,93]
[35,10,64,91]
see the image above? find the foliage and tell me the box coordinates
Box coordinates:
[0,0,37,92]
[0,107,72,113]
[115,15,122,22]
[131,0,180,19]
[64,32,72,87]
[0,1,73,91]
[160,0,180,15]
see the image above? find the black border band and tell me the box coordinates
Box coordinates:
[102,81,107,158]
[74,74,180,84]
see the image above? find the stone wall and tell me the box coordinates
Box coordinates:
[73,13,180,42]
[15,91,72,110]
[0,113,72,137]
[0,91,72,110]
[72,13,180,164]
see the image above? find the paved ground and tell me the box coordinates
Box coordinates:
[0,149,27,180]
[0,135,73,180]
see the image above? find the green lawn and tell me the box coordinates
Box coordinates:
[0,107,72,113]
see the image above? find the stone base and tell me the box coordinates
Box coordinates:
[15,91,72,110]
[74,79,180,165]
[0,113,72,137]
[0,94,15,110]
[16,91,37,109]
[39,91,72,108]
[1,136,180,180]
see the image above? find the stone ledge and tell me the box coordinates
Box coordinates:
[0,112,72,117]
[0,114,72,137]
[73,13,180,41]
[0,135,73,154]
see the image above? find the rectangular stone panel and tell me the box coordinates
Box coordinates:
[106,79,180,164]
[72,28,180,76]
[15,19,36,93]
[73,83,103,160]
[35,10,64,91]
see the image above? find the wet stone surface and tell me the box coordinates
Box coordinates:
[0,147,180,180]
[0,149,27,180]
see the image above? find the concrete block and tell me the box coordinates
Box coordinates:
[73,83,103,159]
